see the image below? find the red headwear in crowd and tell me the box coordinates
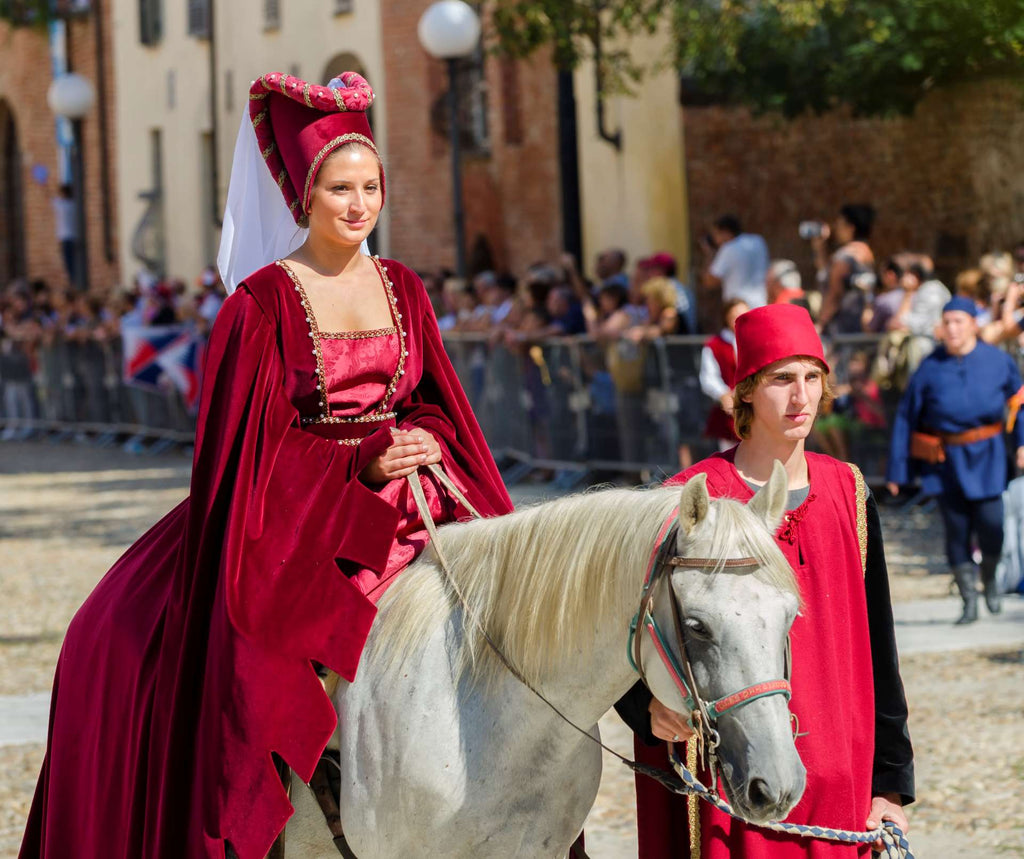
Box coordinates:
[734,303,830,382]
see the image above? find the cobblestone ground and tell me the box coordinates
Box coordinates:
[1,441,1022,857]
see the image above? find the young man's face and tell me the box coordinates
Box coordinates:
[745,358,825,443]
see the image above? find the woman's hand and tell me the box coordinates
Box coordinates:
[649,697,695,743]
[886,481,900,497]
[866,793,908,852]
[718,393,734,415]
[360,428,442,484]
[1016,445,1024,471]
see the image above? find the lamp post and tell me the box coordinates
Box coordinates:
[47,72,96,291]
[417,0,480,279]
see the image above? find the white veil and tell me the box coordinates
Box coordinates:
[217,107,369,294]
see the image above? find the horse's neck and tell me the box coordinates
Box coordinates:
[515,557,643,730]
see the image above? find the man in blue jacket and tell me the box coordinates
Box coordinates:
[887,296,1024,623]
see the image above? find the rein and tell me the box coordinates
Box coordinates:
[392,470,914,858]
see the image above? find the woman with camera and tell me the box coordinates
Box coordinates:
[887,297,1024,624]
[808,203,878,334]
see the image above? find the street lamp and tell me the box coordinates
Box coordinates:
[47,72,96,291]
[418,0,481,279]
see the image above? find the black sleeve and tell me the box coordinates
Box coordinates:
[865,491,916,805]
[614,681,659,747]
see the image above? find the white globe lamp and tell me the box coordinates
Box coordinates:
[47,73,97,119]
[417,0,481,60]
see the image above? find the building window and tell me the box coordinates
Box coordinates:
[429,48,490,156]
[457,46,490,154]
[187,0,210,38]
[264,0,280,30]
[333,0,353,15]
[139,0,162,46]
[132,129,166,276]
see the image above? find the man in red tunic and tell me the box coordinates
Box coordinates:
[617,303,914,858]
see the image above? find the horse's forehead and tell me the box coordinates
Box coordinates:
[671,565,798,617]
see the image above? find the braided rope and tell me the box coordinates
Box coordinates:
[625,752,914,859]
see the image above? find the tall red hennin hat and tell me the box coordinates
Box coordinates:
[734,303,830,382]
[248,71,382,227]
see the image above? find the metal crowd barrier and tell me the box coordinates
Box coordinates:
[0,334,195,454]
[441,331,955,485]
[5,328,1017,480]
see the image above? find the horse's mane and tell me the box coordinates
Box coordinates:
[371,485,798,689]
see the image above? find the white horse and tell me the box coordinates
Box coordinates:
[285,463,806,858]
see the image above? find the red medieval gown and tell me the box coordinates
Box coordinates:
[20,257,513,859]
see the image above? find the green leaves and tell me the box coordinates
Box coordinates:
[486,0,1024,116]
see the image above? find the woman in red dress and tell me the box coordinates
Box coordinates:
[20,72,512,859]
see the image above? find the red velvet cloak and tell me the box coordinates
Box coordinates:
[634,450,874,859]
[20,260,512,859]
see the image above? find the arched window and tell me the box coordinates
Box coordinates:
[0,101,27,284]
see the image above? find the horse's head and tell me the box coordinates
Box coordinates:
[639,461,806,823]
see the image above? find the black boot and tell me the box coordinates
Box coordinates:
[980,554,1002,615]
[951,563,979,625]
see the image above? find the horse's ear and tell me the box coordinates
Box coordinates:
[747,459,788,532]
[677,473,710,537]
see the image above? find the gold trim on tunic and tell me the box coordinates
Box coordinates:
[848,462,868,576]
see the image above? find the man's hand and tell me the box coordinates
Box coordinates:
[866,793,908,852]
[886,481,900,497]
[649,698,695,743]
[360,428,441,484]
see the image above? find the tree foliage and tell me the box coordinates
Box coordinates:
[487,0,1024,115]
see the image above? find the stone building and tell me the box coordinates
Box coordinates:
[108,0,690,285]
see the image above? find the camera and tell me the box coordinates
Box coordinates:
[799,221,826,240]
[1014,272,1024,284]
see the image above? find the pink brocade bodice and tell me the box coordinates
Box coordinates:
[320,332,398,418]
[320,333,449,602]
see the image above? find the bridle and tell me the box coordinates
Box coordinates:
[627,507,794,787]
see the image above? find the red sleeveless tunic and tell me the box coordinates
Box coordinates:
[635,449,874,859]
[703,334,738,443]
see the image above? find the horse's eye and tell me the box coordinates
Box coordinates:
[684,618,712,640]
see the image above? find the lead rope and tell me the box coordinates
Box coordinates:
[405,468,913,859]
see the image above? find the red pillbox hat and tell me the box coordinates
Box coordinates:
[734,304,829,382]
[248,71,381,227]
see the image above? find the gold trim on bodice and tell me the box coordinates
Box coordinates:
[319,326,396,340]
[276,257,408,442]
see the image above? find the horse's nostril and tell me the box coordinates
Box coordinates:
[747,777,777,810]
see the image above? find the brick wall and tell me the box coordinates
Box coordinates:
[683,78,1024,285]
[0,9,119,294]
[379,0,562,276]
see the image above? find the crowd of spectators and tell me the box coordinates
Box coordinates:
[4,227,1024,473]
[413,210,1024,469]
[0,267,226,439]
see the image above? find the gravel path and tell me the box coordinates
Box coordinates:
[1,441,1021,858]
